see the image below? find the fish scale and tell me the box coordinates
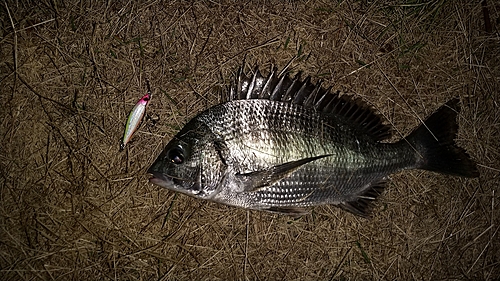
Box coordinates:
[148,63,479,217]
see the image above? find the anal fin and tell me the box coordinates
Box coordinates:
[337,179,387,218]
[263,206,309,217]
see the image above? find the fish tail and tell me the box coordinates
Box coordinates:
[405,98,479,178]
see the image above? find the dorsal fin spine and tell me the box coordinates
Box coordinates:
[293,76,311,104]
[304,80,323,107]
[236,65,244,100]
[270,74,287,101]
[283,72,301,102]
[314,87,335,111]
[246,67,259,99]
[259,67,276,99]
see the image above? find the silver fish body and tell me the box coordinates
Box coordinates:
[148,65,478,217]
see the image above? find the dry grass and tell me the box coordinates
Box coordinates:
[1,0,499,280]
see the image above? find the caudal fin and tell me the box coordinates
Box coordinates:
[405,99,479,178]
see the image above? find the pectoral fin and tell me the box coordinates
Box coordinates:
[235,154,331,192]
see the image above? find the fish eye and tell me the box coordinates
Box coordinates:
[167,146,185,164]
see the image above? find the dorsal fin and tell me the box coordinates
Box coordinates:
[228,63,391,141]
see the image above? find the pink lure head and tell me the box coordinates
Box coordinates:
[139,94,151,105]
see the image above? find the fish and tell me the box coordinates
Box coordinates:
[121,80,152,150]
[147,64,478,217]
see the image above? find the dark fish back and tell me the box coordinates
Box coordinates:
[229,64,392,141]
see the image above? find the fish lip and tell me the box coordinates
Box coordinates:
[148,170,200,196]
[147,170,174,188]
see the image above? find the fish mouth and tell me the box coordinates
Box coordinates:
[148,169,191,189]
[148,170,175,189]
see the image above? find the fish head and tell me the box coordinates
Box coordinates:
[147,120,227,199]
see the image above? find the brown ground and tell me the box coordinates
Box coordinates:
[1,1,499,280]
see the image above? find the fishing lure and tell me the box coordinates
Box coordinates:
[121,80,151,150]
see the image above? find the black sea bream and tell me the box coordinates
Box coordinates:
[148,64,478,217]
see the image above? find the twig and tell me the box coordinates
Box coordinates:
[5,62,68,109]
[4,1,17,74]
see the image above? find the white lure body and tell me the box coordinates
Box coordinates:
[121,89,151,150]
